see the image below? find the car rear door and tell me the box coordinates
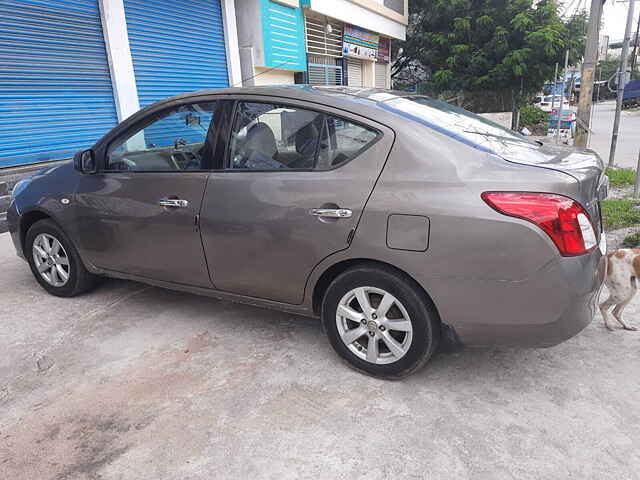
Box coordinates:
[74,99,222,287]
[199,98,394,304]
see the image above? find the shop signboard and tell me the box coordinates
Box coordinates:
[342,24,379,60]
[377,37,390,64]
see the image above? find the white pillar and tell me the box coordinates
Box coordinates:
[385,62,391,89]
[362,59,376,88]
[221,0,243,87]
[98,0,140,122]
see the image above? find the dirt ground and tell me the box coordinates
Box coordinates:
[1,232,639,480]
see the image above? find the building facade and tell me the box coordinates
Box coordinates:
[0,0,406,168]
[236,0,407,88]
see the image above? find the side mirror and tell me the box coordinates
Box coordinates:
[74,149,96,174]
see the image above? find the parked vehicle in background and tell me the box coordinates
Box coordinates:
[7,86,607,378]
[535,95,571,113]
[622,80,640,109]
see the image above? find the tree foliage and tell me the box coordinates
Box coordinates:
[393,0,586,112]
[564,9,588,63]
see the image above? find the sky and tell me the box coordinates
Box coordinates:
[601,1,639,42]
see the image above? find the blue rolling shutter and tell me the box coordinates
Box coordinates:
[123,0,229,109]
[0,0,118,168]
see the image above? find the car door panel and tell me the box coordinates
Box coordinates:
[75,172,212,287]
[199,110,394,304]
[73,100,220,288]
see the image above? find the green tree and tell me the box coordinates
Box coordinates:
[393,0,575,116]
[595,57,619,100]
[564,9,588,64]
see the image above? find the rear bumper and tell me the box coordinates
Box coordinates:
[434,246,606,348]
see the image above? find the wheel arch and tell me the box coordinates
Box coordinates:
[19,209,53,255]
[311,258,441,321]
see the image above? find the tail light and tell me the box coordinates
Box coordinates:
[481,192,597,256]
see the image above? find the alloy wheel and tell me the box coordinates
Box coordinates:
[335,286,413,364]
[32,233,70,287]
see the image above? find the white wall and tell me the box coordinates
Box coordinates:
[253,68,296,86]
[479,112,513,129]
[307,0,406,40]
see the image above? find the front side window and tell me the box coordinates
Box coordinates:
[228,102,378,171]
[106,102,217,172]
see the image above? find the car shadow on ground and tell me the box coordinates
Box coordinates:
[86,278,600,388]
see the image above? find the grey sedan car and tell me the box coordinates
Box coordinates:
[7,86,607,378]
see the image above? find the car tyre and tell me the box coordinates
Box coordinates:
[26,218,100,297]
[322,264,440,379]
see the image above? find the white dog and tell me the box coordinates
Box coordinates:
[599,249,639,331]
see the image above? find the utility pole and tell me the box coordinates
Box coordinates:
[551,62,559,114]
[609,0,636,167]
[556,50,570,144]
[631,12,640,73]
[635,149,640,197]
[575,0,604,147]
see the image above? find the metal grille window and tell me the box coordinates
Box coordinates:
[304,12,343,57]
[384,0,404,15]
[307,55,343,86]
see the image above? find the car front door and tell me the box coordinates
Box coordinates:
[74,100,221,288]
[199,99,394,304]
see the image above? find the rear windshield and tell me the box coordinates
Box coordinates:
[378,95,536,155]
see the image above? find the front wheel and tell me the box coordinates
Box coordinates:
[322,264,440,379]
[26,218,100,297]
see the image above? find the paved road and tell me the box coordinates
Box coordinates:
[588,101,640,169]
[1,232,640,479]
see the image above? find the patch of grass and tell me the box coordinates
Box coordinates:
[606,168,636,188]
[622,232,640,248]
[601,199,640,228]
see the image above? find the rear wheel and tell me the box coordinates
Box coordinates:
[26,219,100,297]
[322,264,440,378]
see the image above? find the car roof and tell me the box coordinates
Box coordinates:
[175,84,416,101]
[159,85,417,124]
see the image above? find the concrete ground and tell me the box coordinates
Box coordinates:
[1,232,640,480]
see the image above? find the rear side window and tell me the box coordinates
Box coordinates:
[228,101,378,171]
[316,117,378,170]
[229,102,323,170]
